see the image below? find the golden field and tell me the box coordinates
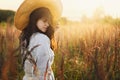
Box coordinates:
[0,17,120,80]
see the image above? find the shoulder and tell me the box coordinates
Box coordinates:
[30,32,50,45]
[32,32,48,39]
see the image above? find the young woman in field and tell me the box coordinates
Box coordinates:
[14,0,62,80]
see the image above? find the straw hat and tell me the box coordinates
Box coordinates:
[14,0,62,30]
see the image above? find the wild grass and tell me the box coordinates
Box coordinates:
[53,21,120,80]
[0,19,120,80]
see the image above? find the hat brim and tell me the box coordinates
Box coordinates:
[14,0,62,30]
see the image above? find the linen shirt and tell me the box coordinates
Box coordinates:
[23,32,55,80]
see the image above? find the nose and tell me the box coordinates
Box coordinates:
[45,22,49,27]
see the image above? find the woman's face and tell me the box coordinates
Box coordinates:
[36,18,49,32]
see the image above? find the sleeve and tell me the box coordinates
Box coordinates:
[30,34,50,80]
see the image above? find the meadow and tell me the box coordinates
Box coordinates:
[0,17,120,80]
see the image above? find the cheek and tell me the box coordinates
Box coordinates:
[36,21,43,28]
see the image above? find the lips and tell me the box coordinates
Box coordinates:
[44,26,48,29]
[42,27,48,32]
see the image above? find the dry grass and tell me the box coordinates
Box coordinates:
[0,20,120,80]
[54,21,120,80]
[0,23,20,80]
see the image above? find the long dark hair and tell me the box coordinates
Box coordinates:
[19,7,54,48]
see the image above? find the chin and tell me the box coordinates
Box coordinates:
[40,29,47,33]
[42,30,47,33]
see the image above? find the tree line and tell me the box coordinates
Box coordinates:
[0,9,15,24]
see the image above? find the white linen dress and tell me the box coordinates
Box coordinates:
[23,32,55,80]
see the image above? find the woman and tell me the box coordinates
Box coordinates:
[14,0,62,80]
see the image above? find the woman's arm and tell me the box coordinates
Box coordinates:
[29,33,51,80]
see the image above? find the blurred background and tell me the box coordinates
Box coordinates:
[0,0,120,80]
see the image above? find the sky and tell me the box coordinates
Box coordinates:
[0,0,120,21]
